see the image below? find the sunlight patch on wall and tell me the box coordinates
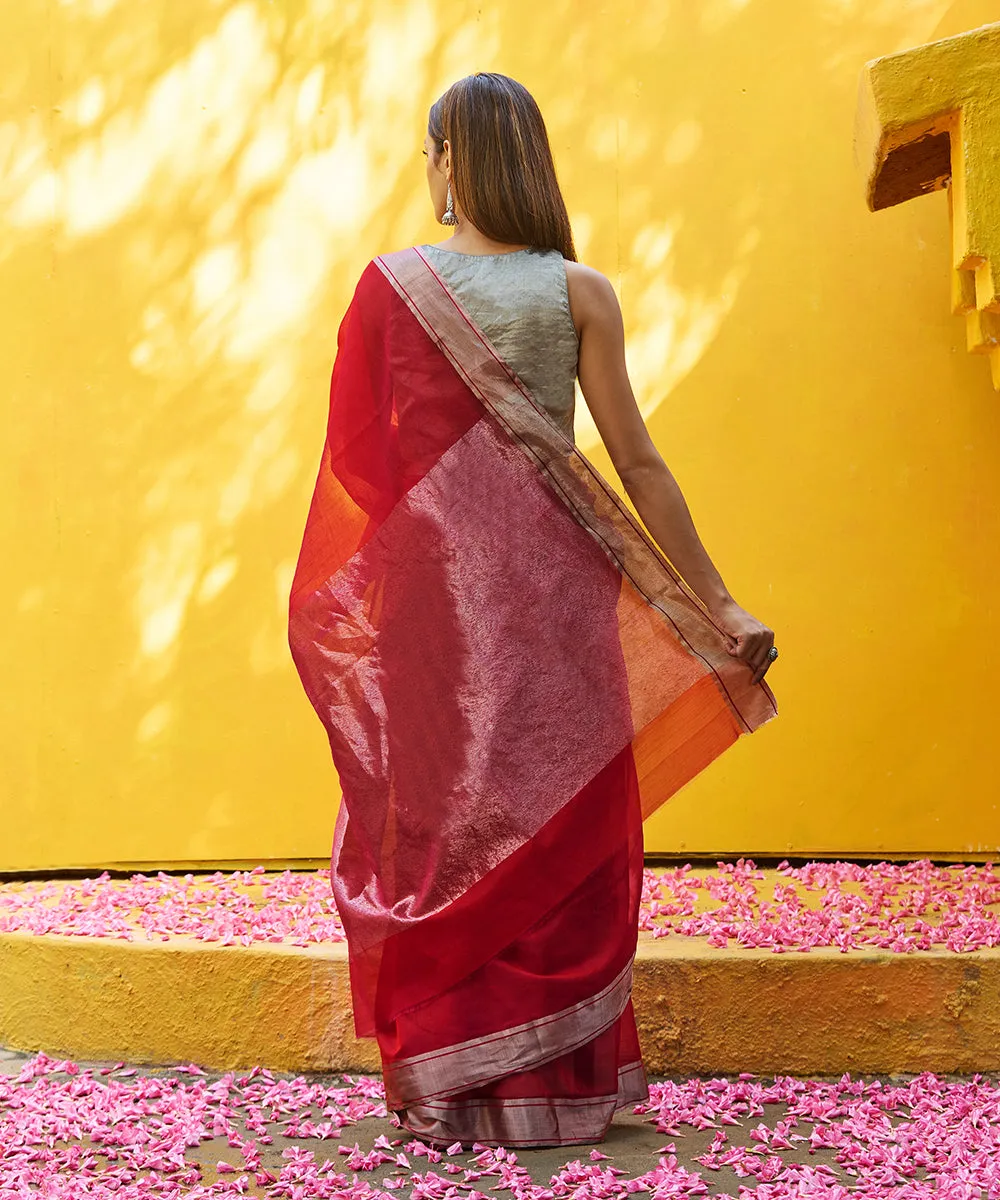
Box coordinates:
[817,0,953,72]
[819,0,953,55]
[58,0,121,16]
[6,5,278,238]
[433,14,502,92]
[135,520,204,664]
[295,66,325,127]
[196,557,239,606]
[17,586,45,615]
[574,215,761,454]
[570,212,594,259]
[236,124,290,199]
[245,360,295,415]
[274,560,296,611]
[192,244,242,317]
[362,2,436,110]
[820,0,944,19]
[68,80,107,128]
[224,127,369,363]
[2,114,54,234]
[136,701,172,744]
[116,0,498,691]
[588,115,621,163]
[699,0,754,36]
[242,558,299,677]
[663,120,703,166]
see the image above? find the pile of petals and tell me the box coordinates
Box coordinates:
[3,859,1000,952]
[636,1070,1000,1198]
[3,1051,1000,1197]
[639,857,1000,953]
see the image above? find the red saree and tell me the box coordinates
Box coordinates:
[288,245,777,1147]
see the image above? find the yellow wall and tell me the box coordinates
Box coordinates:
[3,0,1000,872]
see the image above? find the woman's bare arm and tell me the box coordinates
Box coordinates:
[564,260,776,684]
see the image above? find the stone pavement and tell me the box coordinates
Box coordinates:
[2,1045,997,1196]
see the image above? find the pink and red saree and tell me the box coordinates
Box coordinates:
[288,245,777,1147]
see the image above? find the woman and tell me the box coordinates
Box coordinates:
[288,72,777,1149]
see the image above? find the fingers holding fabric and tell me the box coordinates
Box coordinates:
[714,600,777,686]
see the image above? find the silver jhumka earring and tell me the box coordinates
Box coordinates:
[441,181,458,226]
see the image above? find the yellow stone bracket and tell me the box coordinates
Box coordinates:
[855,21,1000,388]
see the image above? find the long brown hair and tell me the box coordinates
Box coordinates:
[428,73,577,262]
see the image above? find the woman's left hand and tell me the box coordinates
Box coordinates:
[710,599,776,686]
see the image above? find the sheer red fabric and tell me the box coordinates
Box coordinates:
[288,246,777,1146]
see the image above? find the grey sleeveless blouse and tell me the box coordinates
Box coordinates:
[420,244,580,443]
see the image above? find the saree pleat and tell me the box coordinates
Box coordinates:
[379,739,646,1146]
[288,246,777,1146]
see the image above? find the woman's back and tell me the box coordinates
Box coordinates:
[419,243,579,443]
[289,69,776,1154]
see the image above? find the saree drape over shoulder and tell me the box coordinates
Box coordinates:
[288,245,777,1148]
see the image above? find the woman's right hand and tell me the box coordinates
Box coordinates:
[710,599,776,686]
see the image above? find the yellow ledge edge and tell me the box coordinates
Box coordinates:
[3,930,1000,1077]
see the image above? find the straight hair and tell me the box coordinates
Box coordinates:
[428,73,577,262]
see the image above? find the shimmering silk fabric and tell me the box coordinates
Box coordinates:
[288,246,777,1146]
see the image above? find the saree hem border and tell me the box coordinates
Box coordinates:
[383,959,634,1107]
[393,1060,650,1149]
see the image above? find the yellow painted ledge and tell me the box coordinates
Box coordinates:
[855,19,1000,388]
[3,930,999,1076]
